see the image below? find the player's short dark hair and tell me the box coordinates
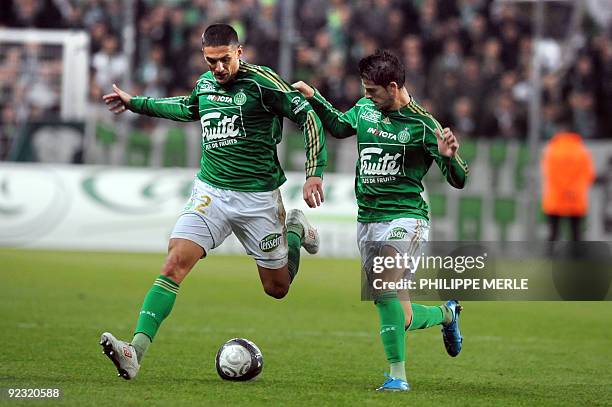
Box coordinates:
[202,24,240,47]
[358,49,405,88]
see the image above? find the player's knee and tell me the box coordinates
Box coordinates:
[263,282,289,299]
[161,252,189,282]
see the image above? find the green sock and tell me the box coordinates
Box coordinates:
[287,224,303,282]
[133,275,179,357]
[131,333,151,362]
[375,294,406,370]
[407,303,449,331]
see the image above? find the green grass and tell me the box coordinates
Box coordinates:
[0,248,610,406]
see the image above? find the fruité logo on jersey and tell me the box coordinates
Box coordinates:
[259,233,282,252]
[388,227,409,240]
[360,147,402,176]
[201,112,240,141]
[233,90,247,106]
[398,128,411,144]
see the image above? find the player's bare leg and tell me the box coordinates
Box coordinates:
[100,238,204,379]
[257,209,319,299]
[257,265,291,299]
[160,238,204,284]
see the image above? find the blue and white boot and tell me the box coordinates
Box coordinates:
[441,300,463,357]
[376,373,411,391]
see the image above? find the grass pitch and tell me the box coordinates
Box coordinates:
[0,248,610,406]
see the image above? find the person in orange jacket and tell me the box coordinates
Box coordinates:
[541,119,595,241]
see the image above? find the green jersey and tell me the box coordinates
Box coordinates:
[309,90,469,222]
[128,62,327,192]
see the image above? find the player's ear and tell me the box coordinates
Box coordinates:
[387,82,399,95]
[236,45,243,58]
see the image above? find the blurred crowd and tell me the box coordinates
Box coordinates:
[1,0,611,162]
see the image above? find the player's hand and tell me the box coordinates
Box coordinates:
[292,81,315,98]
[435,127,459,158]
[102,84,133,115]
[303,176,324,208]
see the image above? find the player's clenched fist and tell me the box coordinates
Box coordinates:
[435,127,459,158]
[292,81,315,98]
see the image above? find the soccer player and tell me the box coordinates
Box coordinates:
[293,50,468,391]
[99,24,327,380]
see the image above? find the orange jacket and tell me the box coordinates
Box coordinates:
[541,132,595,216]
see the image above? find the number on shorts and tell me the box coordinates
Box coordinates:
[195,195,212,215]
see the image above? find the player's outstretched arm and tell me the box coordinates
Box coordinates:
[292,81,356,139]
[102,84,133,115]
[103,82,200,122]
[427,126,469,189]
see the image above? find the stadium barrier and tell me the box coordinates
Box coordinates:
[1,141,612,257]
[0,164,360,257]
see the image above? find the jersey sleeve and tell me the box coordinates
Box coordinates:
[259,68,327,179]
[422,117,469,189]
[308,88,358,139]
[127,83,199,122]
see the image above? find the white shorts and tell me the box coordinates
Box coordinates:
[358,218,430,279]
[171,178,288,269]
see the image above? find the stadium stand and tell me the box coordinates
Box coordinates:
[0,0,610,165]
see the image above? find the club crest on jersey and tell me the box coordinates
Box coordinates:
[360,147,402,176]
[387,227,409,240]
[233,90,247,106]
[259,233,282,252]
[398,128,411,144]
[201,112,241,141]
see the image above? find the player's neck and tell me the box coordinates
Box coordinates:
[390,87,411,111]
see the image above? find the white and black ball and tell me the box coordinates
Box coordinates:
[215,338,263,381]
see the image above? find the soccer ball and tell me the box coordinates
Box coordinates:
[215,338,263,381]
